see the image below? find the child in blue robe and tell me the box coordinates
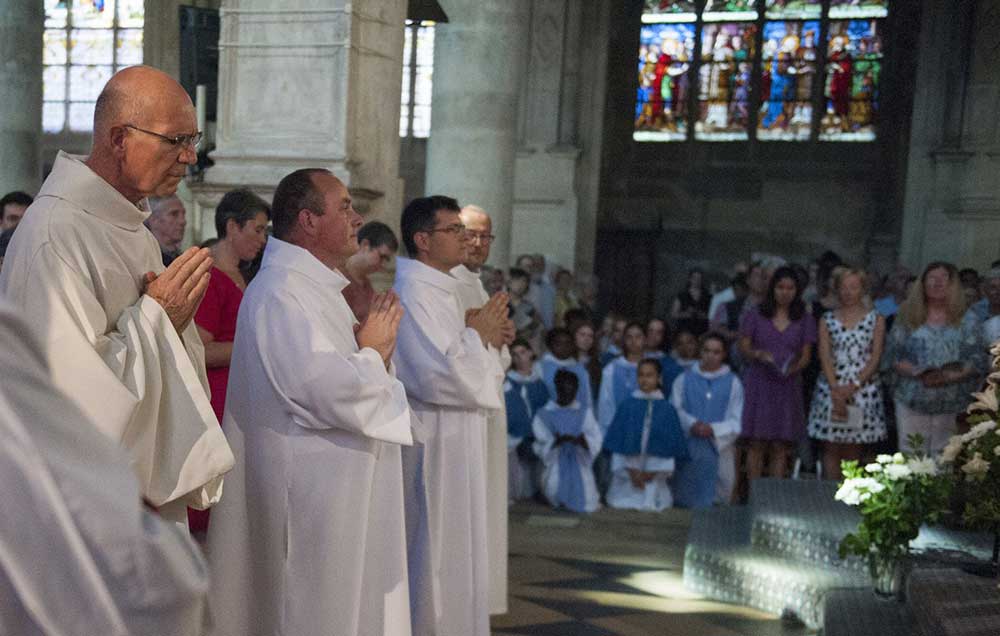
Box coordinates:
[670,332,744,508]
[539,328,594,408]
[598,322,648,433]
[603,359,690,511]
[505,339,549,500]
[532,370,603,513]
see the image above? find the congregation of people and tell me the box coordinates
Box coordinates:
[0,65,997,636]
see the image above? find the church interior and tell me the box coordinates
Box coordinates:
[3,1,1000,635]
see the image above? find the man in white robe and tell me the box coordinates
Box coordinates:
[206,168,415,636]
[0,300,210,636]
[394,195,512,636]
[0,66,233,523]
[450,204,513,615]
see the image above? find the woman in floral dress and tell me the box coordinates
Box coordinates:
[808,267,887,480]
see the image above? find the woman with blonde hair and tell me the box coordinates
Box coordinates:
[883,262,985,455]
[808,266,887,480]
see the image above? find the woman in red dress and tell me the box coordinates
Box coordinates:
[189,189,270,535]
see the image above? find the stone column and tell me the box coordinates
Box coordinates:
[0,1,42,194]
[191,0,406,242]
[423,0,530,268]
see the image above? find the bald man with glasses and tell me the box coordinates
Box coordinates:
[0,66,233,525]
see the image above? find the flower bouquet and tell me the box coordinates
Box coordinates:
[939,342,1000,576]
[835,440,951,598]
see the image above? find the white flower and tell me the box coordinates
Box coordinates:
[961,452,991,480]
[940,436,964,463]
[865,463,883,473]
[893,452,906,464]
[907,457,939,476]
[835,477,885,506]
[876,454,894,464]
[962,420,998,443]
[968,389,999,413]
[884,463,913,480]
[994,445,1000,457]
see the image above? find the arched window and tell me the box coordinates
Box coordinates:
[635,0,887,143]
[43,0,144,134]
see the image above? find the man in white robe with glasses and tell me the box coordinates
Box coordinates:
[0,66,233,523]
[394,195,513,636]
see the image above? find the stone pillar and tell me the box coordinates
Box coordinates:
[423,0,530,268]
[899,0,1000,269]
[0,1,42,194]
[191,0,406,243]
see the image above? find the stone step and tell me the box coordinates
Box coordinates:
[822,588,915,636]
[683,518,869,629]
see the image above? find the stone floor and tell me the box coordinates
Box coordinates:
[494,502,817,636]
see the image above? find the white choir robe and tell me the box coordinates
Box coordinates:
[206,238,414,636]
[451,263,511,615]
[0,151,233,522]
[670,364,744,504]
[0,300,210,636]
[531,402,603,513]
[606,390,677,512]
[393,257,505,636]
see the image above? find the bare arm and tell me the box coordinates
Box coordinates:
[818,318,838,387]
[197,325,234,368]
[857,315,885,385]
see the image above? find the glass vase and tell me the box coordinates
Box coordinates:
[868,549,907,600]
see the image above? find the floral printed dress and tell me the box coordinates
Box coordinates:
[808,310,887,444]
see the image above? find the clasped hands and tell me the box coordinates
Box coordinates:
[627,468,657,490]
[554,433,589,451]
[355,291,405,366]
[465,292,515,349]
[143,247,213,333]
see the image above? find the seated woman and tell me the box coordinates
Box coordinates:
[505,339,550,500]
[532,370,603,513]
[603,359,690,511]
[670,332,744,508]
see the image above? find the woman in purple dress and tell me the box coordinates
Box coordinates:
[738,266,817,482]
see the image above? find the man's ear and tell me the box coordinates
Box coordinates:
[413,230,430,255]
[359,238,371,250]
[297,209,317,237]
[108,125,128,158]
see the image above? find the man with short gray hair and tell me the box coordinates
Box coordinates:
[146,194,187,265]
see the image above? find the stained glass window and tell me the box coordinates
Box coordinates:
[641,1,698,23]
[820,19,883,141]
[43,0,144,134]
[633,0,890,143]
[765,0,822,19]
[634,23,696,142]
[400,20,435,139]
[695,22,757,141]
[758,20,820,141]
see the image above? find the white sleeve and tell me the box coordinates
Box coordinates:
[670,374,697,432]
[710,378,744,451]
[597,364,618,433]
[6,243,232,509]
[582,409,603,462]
[393,291,504,410]
[531,414,555,461]
[256,291,413,446]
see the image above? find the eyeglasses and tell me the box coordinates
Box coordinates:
[466,231,495,244]
[423,223,466,237]
[125,125,203,151]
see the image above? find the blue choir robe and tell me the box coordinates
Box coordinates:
[599,343,622,368]
[644,351,685,391]
[538,353,594,408]
[602,390,689,511]
[504,370,549,500]
[531,402,603,513]
[597,357,640,434]
[670,364,743,508]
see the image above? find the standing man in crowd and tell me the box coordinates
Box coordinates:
[0,66,233,523]
[0,191,31,231]
[394,195,511,636]
[343,219,399,321]
[146,194,188,266]
[207,168,415,636]
[452,203,514,616]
